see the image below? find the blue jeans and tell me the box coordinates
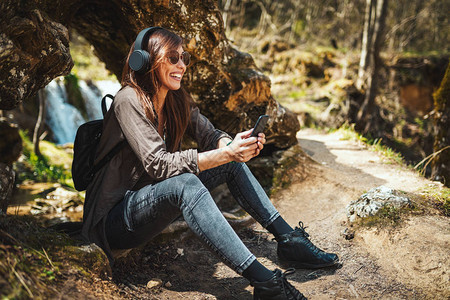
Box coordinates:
[105,162,280,274]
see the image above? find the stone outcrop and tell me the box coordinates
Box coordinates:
[346,186,412,223]
[0,0,300,213]
[0,0,299,148]
[0,2,73,110]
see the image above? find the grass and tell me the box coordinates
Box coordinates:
[334,123,405,165]
[0,215,75,299]
[370,138,406,165]
[418,185,450,216]
[15,131,74,189]
[288,90,307,99]
[0,214,112,299]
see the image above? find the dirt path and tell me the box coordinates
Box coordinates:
[268,129,449,299]
[76,129,449,299]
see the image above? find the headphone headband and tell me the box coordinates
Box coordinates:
[134,26,163,51]
[129,26,163,73]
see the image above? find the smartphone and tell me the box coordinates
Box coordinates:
[250,115,269,137]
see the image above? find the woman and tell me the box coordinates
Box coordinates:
[82,27,339,299]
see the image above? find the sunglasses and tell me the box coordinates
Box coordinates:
[166,50,191,66]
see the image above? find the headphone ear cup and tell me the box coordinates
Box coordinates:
[129,49,150,73]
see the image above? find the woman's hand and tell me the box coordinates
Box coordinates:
[198,130,266,172]
[228,129,265,162]
[254,132,266,157]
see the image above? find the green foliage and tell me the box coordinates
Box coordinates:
[16,131,72,186]
[335,123,368,142]
[69,30,116,81]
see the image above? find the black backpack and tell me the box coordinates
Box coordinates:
[72,94,125,191]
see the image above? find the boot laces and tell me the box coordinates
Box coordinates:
[279,268,307,300]
[294,222,322,255]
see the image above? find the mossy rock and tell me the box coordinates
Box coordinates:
[64,243,112,279]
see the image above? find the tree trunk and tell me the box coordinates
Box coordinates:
[356,0,389,133]
[356,0,374,90]
[33,89,46,157]
[431,62,450,187]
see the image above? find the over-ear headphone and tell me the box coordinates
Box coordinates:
[129,26,163,73]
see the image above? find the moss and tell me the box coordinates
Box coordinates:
[353,187,450,230]
[64,73,88,120]
[355,205,404,228]
[39,141,73,168]
[431,62,450,186]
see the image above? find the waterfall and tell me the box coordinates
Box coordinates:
[45,78,121,145]
[45,80,86,145]
[78,81,103,120]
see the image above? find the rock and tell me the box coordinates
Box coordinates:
[341,227,355,240]
[347,186,411,222]
[30,186,83,216]
[0,119,21,213]
[0,2,73,109]
[164,281,172,288]
[0,0,299,149]
[0,163,15,214]
[65,243,112,279]
[146,278,163,289]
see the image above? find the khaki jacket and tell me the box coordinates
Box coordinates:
[81,86,230,263]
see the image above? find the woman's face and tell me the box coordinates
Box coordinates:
[157,45,187,93]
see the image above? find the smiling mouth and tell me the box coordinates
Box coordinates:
[170,73,182,80]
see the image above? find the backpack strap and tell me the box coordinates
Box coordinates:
[101,94,114,117]
[88,94,125,179]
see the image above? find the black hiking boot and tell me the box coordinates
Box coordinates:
[276,222,339,269]
[252,269,307,300]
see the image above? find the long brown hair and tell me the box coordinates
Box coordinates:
[121,28,191,152]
